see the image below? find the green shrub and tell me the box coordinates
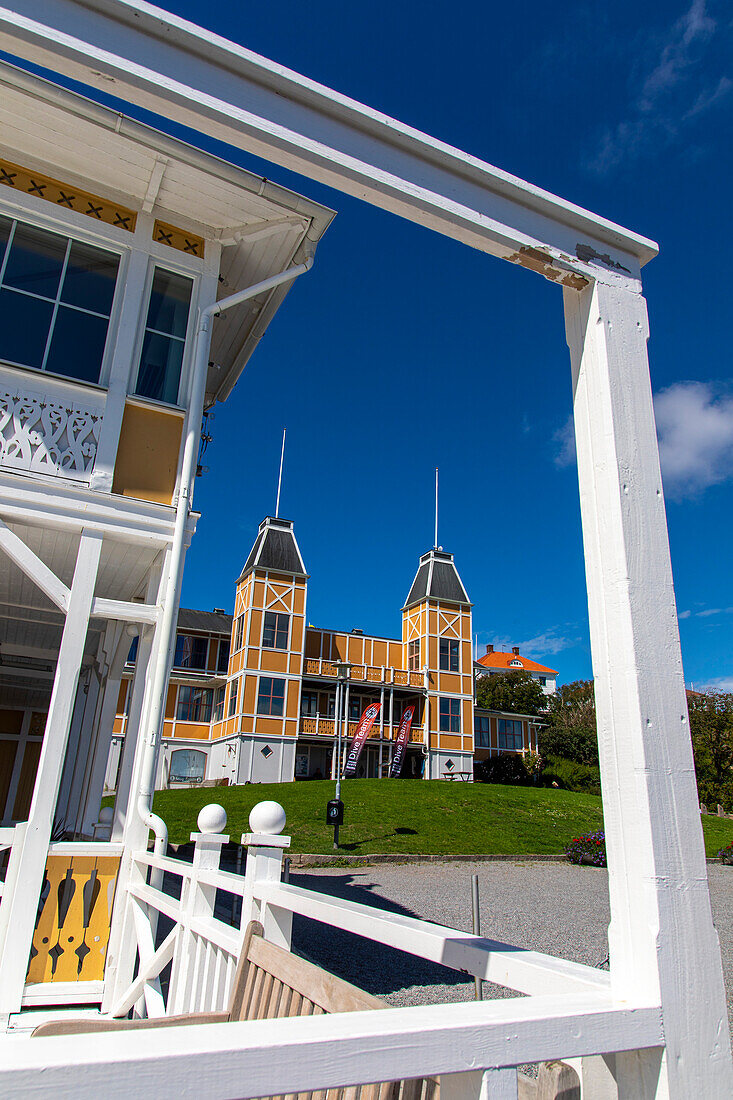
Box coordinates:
[474,754,531,785]
[542,756,601,796]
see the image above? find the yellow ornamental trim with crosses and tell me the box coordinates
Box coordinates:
[0,158,137,232]
[153,218,205,257]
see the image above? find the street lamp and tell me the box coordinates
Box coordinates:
[327,661,351,849]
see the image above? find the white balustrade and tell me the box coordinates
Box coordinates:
[0,375,103,482]
[95,799,665,1100]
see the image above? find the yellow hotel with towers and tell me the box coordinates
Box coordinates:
[109,514,546,787]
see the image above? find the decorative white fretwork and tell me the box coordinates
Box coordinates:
[0,387,102,481]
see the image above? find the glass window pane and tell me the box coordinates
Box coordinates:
[3,223,67,298]
[146,269,192,337]
[61,241,119,314]
[0,288,53,367]
[136,331,184,404]
[45,305,109,383]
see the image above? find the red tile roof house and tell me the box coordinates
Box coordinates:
[475,644,558,695]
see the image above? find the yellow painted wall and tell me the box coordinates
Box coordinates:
[112,401,184,505]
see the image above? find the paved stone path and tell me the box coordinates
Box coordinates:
[290,861,733,1032]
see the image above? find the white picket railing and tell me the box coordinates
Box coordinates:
[92,801,664,1100]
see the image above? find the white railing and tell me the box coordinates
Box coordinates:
[0,371,104,482]
[93,801,664,1100]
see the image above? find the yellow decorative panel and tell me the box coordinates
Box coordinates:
[112,401,184,505]
[153,219,205,256]
[0,158,136,232]
[27,854,120,984]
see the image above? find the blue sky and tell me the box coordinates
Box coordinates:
[173,0,733,690]
[17,1,733,687]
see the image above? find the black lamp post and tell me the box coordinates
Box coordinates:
[327,661,351,848]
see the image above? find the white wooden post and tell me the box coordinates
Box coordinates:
[441,1069,518,1100]
[564,279,733,1098]
[167,804,230,1015]
[241,801,291,949]
[0,529,103,1014]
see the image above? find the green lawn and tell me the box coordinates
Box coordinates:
[131,780,733,858]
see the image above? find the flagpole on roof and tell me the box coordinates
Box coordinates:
[434,467,439,549]
[275,428,286,518]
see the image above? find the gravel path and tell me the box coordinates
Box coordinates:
[289,862,733,1031]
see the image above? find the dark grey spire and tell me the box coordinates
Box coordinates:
[403,548,470,609]
[238,516,307,581]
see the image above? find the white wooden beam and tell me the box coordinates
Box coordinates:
[260,881,609,997]
[0,0,657,288]
[0,529,102,1015]
[0,517,69,611]
[90,597,159,624]
[1,995,662,1098]
[564,281,733,1097]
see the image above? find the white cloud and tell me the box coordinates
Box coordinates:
[587,1,729,173]
[697,677,733,692]
[679,609,692,619]
[553,416,576,468]
[554,382,733,500]
[516,630,578,658]
[654,382,733,498]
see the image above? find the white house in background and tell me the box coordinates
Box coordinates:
[475,644,557,695]
[0,58,332,1017]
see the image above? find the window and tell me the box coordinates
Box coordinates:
[439,639,459,672]
[439,697,460,733]
[233,614,245,652]
[0,215,119,383]
[173,634,208,670]
[228,679,239,717]
[262,611,289,650]
[169,748,206,783]
[300,691,318,717]
[408,640,420,671]
[257,677,285,717]
[474,715,490,748]
[538,676,547,687]
[213,686,225,723]
[498,718,524,750]
[176,685,213,723]
[217,638,230,673]
[127,635,139,665]
[349,695,362,721]
[135,267,192,404]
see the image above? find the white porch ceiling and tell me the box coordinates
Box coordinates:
[0,62,335,405]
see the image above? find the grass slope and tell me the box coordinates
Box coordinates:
[144,780,733,858]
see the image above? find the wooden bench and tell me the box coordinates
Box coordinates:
[32,921,438,1099]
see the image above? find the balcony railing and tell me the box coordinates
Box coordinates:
[304,658,424,688]
[300,715,424,743]
[30,803,662,1100]
[0,372,104,483]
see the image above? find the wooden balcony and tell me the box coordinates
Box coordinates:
[303,658,424,689]
[299,716,424,743]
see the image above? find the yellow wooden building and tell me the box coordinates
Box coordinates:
[110,517,544,784]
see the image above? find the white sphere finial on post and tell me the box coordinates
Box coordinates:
[98,806,114,826]
[197,803,227,834]
[248,800,286,836]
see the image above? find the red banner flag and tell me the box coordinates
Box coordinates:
[389,704,415,778]
[343,701,381,776]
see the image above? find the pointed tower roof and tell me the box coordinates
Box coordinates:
[403,548,471,610]
[238,516,307,581]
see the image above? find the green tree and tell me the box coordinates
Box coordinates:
[687,691,733,811]
[539,679,598,765]
[475,670,546,716]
